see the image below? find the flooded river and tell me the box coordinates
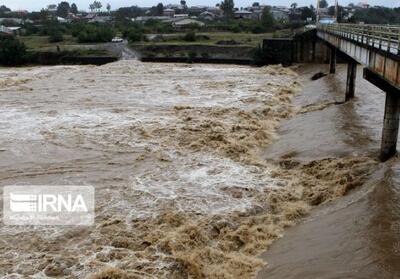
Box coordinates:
[257,64,400,278]
[0,61,397,278]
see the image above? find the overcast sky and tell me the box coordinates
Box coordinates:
[2,0,398,11]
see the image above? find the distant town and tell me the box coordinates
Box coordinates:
[0,0,396,36]
[0,0,399,66]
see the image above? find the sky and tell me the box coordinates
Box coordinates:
[1,0,398,11]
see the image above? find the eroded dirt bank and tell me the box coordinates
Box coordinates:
[0,62,377,278]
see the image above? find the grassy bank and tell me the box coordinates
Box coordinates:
[140,32,274,47]
[20,35,111,56]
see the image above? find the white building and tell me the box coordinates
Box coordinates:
[234,10,254,19]
[173,18,205,28]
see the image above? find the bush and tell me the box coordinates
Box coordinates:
[230,24,242,33]
[127,30,143,42]
[48,30,64,43]
[251,24,266,34]
[76,24,115,43]
[0,35,27,65]
[200,52,209,58]
[183,32,196,42]
[187,51,197,62]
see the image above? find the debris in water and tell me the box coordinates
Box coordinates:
[311,72,327,80]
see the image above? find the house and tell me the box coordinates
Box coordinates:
[83,13,96,21]
[188,6,207,15]
[163,8,175,17]
[7,26,22,35]
[56,16,69,23]
[357,1,369,8]
[0,18,24,25]
[133,16,171,22]
[89,16,112,23]
[174,14,189,19]
[0,25,12,35]
[206,7,222,15]
[165,4,186,13]
[199,11,216,20]
[172,18,205,29]
[234,10,254,19]
[271,7,289,21]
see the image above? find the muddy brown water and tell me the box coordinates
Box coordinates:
[0,61,398,278]
[257,64,400,279]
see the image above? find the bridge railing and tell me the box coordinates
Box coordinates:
[318,23,400,55]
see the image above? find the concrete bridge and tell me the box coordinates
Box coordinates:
[317,24,400,161]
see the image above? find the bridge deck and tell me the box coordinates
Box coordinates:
[317,24,400,89]
[319,24,400,55]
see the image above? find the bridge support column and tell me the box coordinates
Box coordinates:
[380,92,400,161]
[345,62,357,101]
[329,48,336,74]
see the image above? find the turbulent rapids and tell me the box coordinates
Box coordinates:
[0,61,377,278]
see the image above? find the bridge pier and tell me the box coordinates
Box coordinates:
[329,48,336,74]
[381,92,400,161]
[345,62,357,101]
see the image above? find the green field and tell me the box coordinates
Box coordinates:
[20,35,77,51]
[140,32,275,47]
[20,35,110,56]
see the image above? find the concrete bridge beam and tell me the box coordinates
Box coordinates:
[345,62,357,101]
[381,92,400,161]
[329,48,337,74]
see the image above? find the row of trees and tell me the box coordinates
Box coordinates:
[50,1,111,18]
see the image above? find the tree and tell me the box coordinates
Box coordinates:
[106,3,111,13]
[0,35,27,66]
[0,5,11,15]
[290,3,298,10]
[220,0,234,19]
[116,6,144,20]
[156,3,164,16]
[94,1,103,12]
[261,6,275,31]
[49,28,64,42]
[252,2,260,7]
[90,1,102,12]
[180,0,186,6]
[319,0,328,9]
[71,3,78,14]
[300,6,315,20]
[40,9,50,22]
[127,29,143,42]
[57,1,70,18]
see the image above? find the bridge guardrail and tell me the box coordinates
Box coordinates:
[318,23,400,55]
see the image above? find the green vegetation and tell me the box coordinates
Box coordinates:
[220,0,235,19]
[127,30,144,42]
[187,50,197,61]
[350,7,400,24]
[131,32,275,47]
[48,29,64,43]
[21,35,76,50]
[261,7,275,32]
[0,35,27,65]
[75,24,115,43]
[183,32,196,42]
